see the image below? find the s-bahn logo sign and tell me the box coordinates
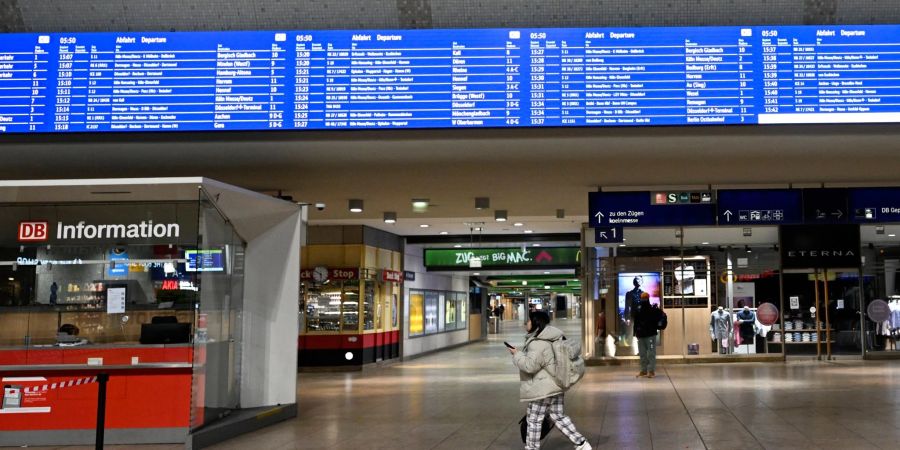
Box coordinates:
[18,220,180,242]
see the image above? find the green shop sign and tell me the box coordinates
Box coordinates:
[424,247,580,270]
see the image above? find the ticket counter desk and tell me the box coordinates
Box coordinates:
[0,177,304,448]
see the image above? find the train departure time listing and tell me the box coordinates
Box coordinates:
[1,26,900,133]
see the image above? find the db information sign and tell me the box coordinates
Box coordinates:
[18,221,48,242]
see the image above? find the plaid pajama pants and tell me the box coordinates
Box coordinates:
[525,393,585,450]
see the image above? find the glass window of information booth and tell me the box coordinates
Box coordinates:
[583,226,785,362]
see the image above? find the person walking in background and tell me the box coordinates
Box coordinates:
[633,292,663,378]
[508,311,591,450]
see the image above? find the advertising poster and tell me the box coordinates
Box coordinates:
[734,282,756,308]
[409,293,424,336]
[424,292,438,334]
[618,273,661,318]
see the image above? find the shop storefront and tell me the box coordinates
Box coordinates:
[583,187,900,363]
[584,226,784,362]
[299,226,402,367]
[0,178,303,447]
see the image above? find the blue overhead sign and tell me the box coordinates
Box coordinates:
[717,189,803,225]
[594,226,624,243]
[802,188,849,224]
[589,191,716,228]
[850,188,900,223]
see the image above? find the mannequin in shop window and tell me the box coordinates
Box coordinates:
[709,306,732,354]
[736,306,756,353]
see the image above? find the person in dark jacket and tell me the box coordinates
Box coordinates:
[633,292,663,378]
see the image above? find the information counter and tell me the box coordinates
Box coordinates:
[0,178,303,448]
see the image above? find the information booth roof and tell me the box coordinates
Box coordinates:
[0,177,301,242]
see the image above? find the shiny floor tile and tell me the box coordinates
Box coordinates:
[21,319,900,449]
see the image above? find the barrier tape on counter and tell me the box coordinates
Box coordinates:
[23,376,97,393]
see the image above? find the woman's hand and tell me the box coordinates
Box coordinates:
[508,347,517,355]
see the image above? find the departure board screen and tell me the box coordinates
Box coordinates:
[2,25,900,133]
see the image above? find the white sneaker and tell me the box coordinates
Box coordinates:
[575,440,592,450]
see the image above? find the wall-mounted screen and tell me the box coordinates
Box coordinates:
[3,25,900,134]
[184,249,224,272]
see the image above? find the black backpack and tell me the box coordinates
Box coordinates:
[657,309,668,331]
[519,414,554,442]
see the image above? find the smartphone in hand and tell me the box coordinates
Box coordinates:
[503,341,515,349]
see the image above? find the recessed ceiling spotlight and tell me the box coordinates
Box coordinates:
[533,243,541,247]
[419,224,430,228]
[411,198,430,212]
[543,271,550,274]
[619,244,627,247]
[439,231,449,235]
[556,209,565,219]
[745,245,753,253]
[890,234,897,237]
[383,211,397,224]
[475,197,490,210]
[495,210,508,222]
[348,199,363,213]
[473,227,483,232]
[513,222,524,227]
[453,244,462,248]
[701,242,710,245]
[473,272,480,276]
[524,230,533,234]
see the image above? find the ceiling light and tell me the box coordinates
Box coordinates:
[745,245,752,253]
[453,244,462,248]
[524,230,533,234]
[556,209,565,219]
[890,234,897,237]
[473,272,480,276]
[533,243,541,247]
[702,242,710,245]
[522,281,528,286]
[475,197,490,210]
[619,244,627,247]
[544,285,550,289]
[513,222,524,227]
[411,198,429,212]
[543,271,550,274]
[348,199,364,213]
[495,210,508,222]
[7,277,13,281]
[419,224,430,228]
[473,227,483,231]
[439,231,449,235]
[383,212,397,224]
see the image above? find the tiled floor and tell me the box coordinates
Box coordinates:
[25,318,900,449]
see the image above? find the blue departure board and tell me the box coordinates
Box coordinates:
[3,25,900,133]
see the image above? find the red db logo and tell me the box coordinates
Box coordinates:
[18,221,49,242]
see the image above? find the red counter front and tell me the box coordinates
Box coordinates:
[0,345,194,446]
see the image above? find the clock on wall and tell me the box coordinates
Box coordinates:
[312,266,329,283]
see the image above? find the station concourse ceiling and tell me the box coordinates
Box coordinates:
[1,124,899,236]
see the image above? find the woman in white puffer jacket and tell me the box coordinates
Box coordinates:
[509,311,591,450]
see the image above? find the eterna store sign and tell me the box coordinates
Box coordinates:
[780,224,861,269]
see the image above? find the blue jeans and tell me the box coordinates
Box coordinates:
[638,336,657,373]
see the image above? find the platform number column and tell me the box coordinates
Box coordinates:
[505,33,521,125]
[737,33,754,122]
[28,37,49,131]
